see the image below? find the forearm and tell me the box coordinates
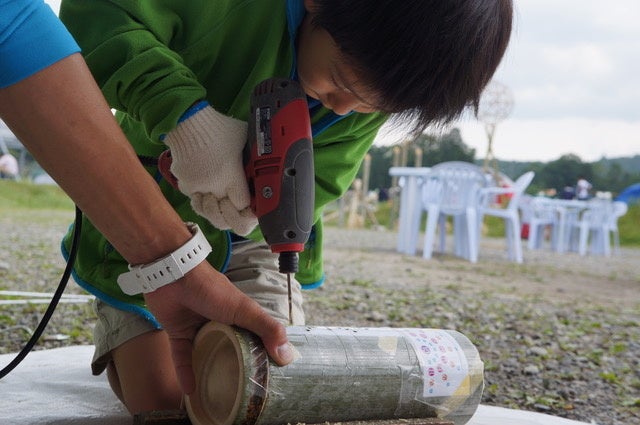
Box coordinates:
[0,54,191,264]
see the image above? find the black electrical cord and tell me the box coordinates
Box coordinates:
[0,206,82,379]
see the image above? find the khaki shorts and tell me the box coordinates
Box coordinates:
[90,239,305,375]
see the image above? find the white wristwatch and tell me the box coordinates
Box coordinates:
[117,222,212,295]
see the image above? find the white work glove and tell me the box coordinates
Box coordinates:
[164,102,258,236]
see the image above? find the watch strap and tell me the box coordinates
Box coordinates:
[117,222,212,295]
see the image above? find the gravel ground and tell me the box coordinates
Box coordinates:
[1,209,639,425]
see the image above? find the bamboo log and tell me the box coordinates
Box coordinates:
[186,324,483,425]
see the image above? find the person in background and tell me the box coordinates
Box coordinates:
[576,175,593,200]
[560,185,576,200]
[0,0,292,403]
[0,152,19,179]
[60,0,513,414]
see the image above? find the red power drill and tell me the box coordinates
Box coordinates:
[158,78,314,324]
[244,78,314,324]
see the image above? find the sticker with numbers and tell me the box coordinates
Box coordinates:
[402,329,469,397]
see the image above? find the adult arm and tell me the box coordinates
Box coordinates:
[0,53,292,392]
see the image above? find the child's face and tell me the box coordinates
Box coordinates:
[296,14,382,116]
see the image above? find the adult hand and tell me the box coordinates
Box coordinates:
[164,103,258,236]
[143,261,293,394]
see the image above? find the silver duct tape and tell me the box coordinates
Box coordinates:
[186,323,483,425]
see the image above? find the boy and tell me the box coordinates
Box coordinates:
[60,0,513,414]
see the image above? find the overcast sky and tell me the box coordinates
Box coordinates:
[46,0,640,162]
[376,0,640,162]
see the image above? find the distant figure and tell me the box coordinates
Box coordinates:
[0,153,18,179]
[378,187,389,202]
[575,176,592,200]
[560,185,575,200]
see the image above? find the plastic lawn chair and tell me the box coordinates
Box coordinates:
[478,171,535,263]
[421,161,490,263]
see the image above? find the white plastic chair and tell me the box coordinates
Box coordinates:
[518,194,534,232]
[608,201,628,254]
[526,197,558,251]
[547,200,588,253]
[478,171,535,263]
[421,161,489,262]
[570,199,615,256]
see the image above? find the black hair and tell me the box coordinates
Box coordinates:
[309,0,513,132]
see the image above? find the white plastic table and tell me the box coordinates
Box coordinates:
[389,167,431,255]
[542,198,589,253]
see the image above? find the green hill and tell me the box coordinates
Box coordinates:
[0,180,74,210]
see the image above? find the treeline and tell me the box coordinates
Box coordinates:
[365,128,640,197]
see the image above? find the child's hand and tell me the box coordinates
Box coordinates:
[143,261,293,394]
[164,103,258,236]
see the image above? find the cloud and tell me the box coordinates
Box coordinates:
[374,116,640,163]
[438,0,640,161]
[542,44,614,79]
[497,2,640,120]
[456,118,640,162]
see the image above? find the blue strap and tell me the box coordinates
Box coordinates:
[178,100,209,123]
[286,0,305,80]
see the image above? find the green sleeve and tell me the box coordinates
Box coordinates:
[60,0,208,142]
[311,112,389,222]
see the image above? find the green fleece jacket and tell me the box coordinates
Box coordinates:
[59,0,387,323]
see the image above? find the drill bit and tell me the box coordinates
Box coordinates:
[287,273,293,325]
[278,251,297,326]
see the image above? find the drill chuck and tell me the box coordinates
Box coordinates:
[278,251,299,274]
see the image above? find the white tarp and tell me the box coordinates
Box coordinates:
[0,346,590,425]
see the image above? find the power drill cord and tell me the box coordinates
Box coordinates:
[0,206,82,379]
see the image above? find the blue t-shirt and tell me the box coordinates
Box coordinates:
[0,0,80,88]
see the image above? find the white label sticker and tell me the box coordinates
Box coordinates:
[402,329,470,397]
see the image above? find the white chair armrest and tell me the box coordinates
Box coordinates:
[480,186,514,196]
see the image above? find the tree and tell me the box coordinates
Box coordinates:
[366,145,394,192]
[359,131,639,199]
[417,128,476,166]
[360,128,476,190]
[539,154,592,193]
[591,161,640,194]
